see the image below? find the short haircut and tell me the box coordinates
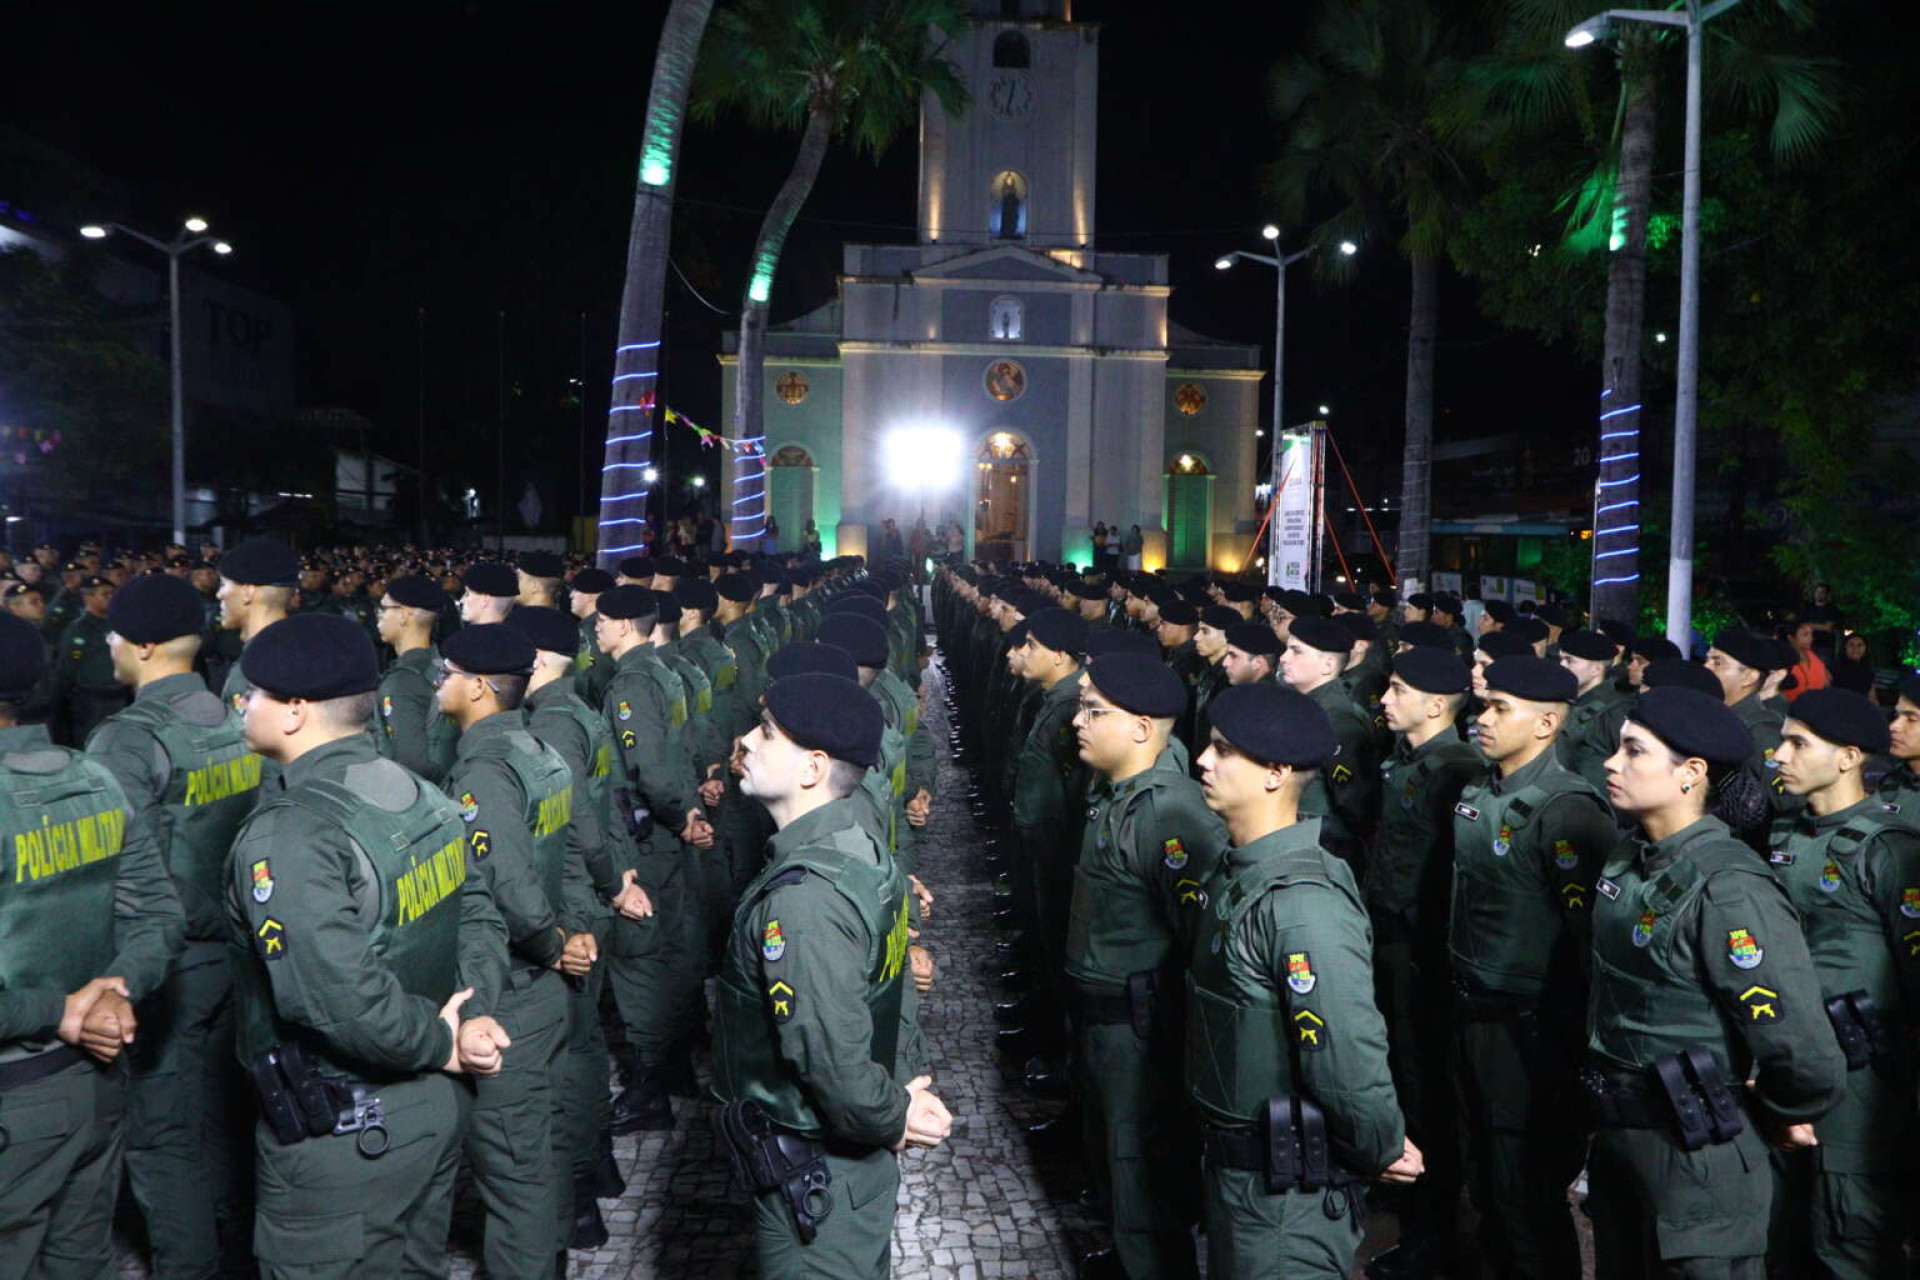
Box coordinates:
[490,672,529,712]
[827,758,868,799]
[312,690,378,728]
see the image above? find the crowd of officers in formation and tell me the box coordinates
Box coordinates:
[935,564,1920,1280]
[0,536,954,1280]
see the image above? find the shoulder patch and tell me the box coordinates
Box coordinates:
[1162,837,1188,869]
[617,699,633,721]
[256,917,286,960]
[1552,839,1579,870]
[1726,927,1764,970]
[1292,1008,1327,1052]
[762,919,787,962]
[458,792,479,823]
[250,859,274,904]
[1737,984,1782,1024]
[767,980,796,1023]
[621,729,637,750]
[470,829,491,858]
[381,694,394,719]
[1285,951,1316,995]
[1901,887,1920,920]
[1331,762,1353,784]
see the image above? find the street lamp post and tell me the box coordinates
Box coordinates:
[1216,227,1356,584]
[79,218,233,545]
[1567,0,1743,647]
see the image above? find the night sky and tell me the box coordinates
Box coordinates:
[7,1,1592,527]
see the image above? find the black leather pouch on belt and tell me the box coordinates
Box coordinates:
[1261,1095,1334,1194]
[1824,991,1887,1073]
[714,1100,835,1244]
[1651,1047,1743,1150]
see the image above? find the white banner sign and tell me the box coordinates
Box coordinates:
[1270,429,1320,591]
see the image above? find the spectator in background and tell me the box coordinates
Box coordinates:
[1123,524,1144,571]
[803,518,823,557]
[1798,582,1842,658]
[764,514,780,555]
[1829,631,1879,701]
[1784,619,1830,702]
[1092,522,1109,570]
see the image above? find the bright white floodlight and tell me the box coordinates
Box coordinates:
[885,426,964,492]
[184,216,209,233]
[80,224,108,239]
[1564,14,1612,47]
[1338,240,1358,256]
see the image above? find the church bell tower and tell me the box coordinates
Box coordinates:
[919,0,1097,250]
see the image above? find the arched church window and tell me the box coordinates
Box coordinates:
[989,171,1028,240]
[993,31,1029,69]
[989,296,1023,342]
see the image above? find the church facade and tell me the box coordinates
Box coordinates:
[719,0,1262,571]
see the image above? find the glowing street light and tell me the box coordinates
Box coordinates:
[691,473,707,489]
[642,466,660,484]
[75,214,236,543]
[1318,404,1332,416]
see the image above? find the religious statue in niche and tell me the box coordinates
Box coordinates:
[1174,382,1207,416]
[775,370,809,405]
[990,172,1027,240]
[985,360,1027,402]
[990,296,1023,342]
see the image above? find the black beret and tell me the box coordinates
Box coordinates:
[1199,605,1241,632]
[818,614,889,669]
[1511,616,1551,644]
[1535,603,1569,627]
[1630,635,1682,664]
[1335,612,1378,642]
[1207,683,1336,769]
[462,562,518,598]
[0,614,46,699]
[1025,607,1088,656]
[1280,590,1313,615]
[1643,659,1724,699]
[518,551,565,579]
[105,574,203,643]
[754,563,787,586]
[1432,595,1463,616]
[673,579,718,614]
[385,574,447,612]
[1006,619,1032,648]
[1225,623,1281,658]
[1070,579,1106,601]
[503,605,578,656]
[1484,656,1578,704]
[1085,629,1159,660]
[1558,629,1617,662]
[767,641,859,684]
[1289,616,1352,655]
[765,672,882,767]
[825,594,889,626]
[442,624,536,676]
[1220,581,1257,604]
[1712,630,1778,672]
[219,538,300,587]
[1787,688,1890,753]
[1407,592,1434,610]
[1596,619,1635,646]
[654,593,682,627]
[1371,590,1398,609]
[597,585,658,622]
[1899,673,1920,708]
[1333,591,1366,611]
[1627,687,1753,765]
[3,581,39,601]
[1390,647,1471,695]
[79,575,113,591]
[241,614,380,700]
[715,573,757,603]
[618,556,657,580]
[652,556,688,578]
[571,568,615,594]
[1086,653,1187,718]
[1159,601,1198,627]
[1397,621,1452,651]
[1484,600,1516,625]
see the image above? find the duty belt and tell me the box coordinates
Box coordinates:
[1578,1069,1667,1129]
[0,1044,85,1094]
[1071,985,1133,1027]
[1451,977,1540,1022]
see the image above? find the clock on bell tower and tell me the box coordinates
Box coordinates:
[919,0,1096,249]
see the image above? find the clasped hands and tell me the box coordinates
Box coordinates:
[60,976,137,1064]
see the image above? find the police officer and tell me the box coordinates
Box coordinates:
[88,574,263,1278]
[516,551,567,610]
[1765,689,1920,1278]
[505,605,632,1250]
[1448,656,1617,1279]
[1706,629,1798,834]
[569,567,618,710]
[1555,628,1630,795]
[53,573,129,745]
[1067,653,1231,1279]
[596,585,713,1132]
[1583,687,1846,1277]
[225,613,511,1278]
[1223,623,1281,687]
[374,573,461,783]
[458,562,519,626]
[0,613,185,1278]
[214,538,300,715]
[712,671,953,1277]
[1363,649,1481,1280]
[1279,616,1382,870]
[438,623,581,1276]
[1879,673,1920,814]
[1188,684,1422,1278]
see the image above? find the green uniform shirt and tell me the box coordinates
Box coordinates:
[374,646,459,784]
[603,643,699,869]
[53,611,116,694]
[1366,728,1482,921]
[1557,681,1628,797]
[1876,761,1920,817]
[444,711,568,969]
[1009,670,1087,834]
[1299,678,1381,845]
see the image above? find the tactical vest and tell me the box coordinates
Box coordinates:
[530,691,615,840]
[0,749,130,1015]
[1586,825,1767,1078]
[1066,781,1186,986]
[374,649,461,777]
[1368,739,1472,915]
[663,646,712,718]
[1186,854,1358,1126]
[711,837,910,1137]
[632,649,689,729]
[106,695,262,939]
[1298,685,1365,839]
[1449,766,1606,995]
[456,725,575,921]
[235,769,468,1072]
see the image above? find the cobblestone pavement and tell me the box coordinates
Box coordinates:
[117,647,1594,1277]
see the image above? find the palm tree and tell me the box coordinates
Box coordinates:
[1465,0,1839,624]
[598,0,716,568]
[692,0,968,549]
[1266,0,1481,594]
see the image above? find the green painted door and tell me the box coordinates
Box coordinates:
[1168,473,1212,569]
[769,465,814,553]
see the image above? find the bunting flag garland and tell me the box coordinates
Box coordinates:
[2,426,62,466]
[662,407,762,454]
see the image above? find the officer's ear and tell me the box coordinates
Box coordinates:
[1264,763,1290,793]
[1835,743,1864,776]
